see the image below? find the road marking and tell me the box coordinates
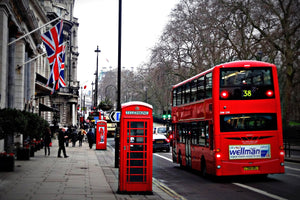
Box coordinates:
[153,178,187,200]
[284,166,300,172]
[233,183,288,200]
[154,153,173,162]
[285,173,300,178]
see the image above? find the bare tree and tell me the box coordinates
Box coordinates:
[221,0,300,125]
[145,0,299,124]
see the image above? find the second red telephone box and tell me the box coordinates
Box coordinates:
[119,101,153,193]
[96,120,107,150]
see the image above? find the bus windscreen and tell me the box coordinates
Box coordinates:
[220,68,274,100]
[220,113,277,132]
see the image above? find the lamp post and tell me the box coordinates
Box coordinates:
[115,0,122,168]
[81,86,83,116]
[94,46,101,109]
[91,81,94,109]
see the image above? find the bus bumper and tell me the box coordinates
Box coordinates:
[215,159,285,176]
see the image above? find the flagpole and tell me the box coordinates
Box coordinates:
[17,41,67,67]
[18,52,46,67]
[8,16,62,46]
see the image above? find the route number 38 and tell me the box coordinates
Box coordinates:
[243,90,252,97]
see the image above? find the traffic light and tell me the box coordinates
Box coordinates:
[162,110,166,120]
[167,114,171,120]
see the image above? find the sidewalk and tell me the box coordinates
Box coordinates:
[0,140,173,200]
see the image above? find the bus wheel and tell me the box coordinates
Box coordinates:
[201,158,207,177]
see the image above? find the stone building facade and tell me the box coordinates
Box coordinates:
[0,0,79,128]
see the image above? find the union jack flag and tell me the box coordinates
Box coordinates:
[41,19,66,94]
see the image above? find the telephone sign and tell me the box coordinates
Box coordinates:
[96,120,107,150]
[118,101,153,193]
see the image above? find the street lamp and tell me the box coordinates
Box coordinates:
[94,46,101,109]
[91,81,94,109]
[115,0,122,168]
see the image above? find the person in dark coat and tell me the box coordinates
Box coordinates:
[44,127,52,156]
[71,128,78,147]
[65,126,71,147]
[77,129,84,147]
[57,128,69,158]
[86,129,94,149]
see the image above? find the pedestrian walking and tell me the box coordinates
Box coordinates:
[44,127,52,156]
[71,128,78,147]
[65,126,71,147]
[87,129,94,149]
[57,128,69,158]
[78,129,84,147]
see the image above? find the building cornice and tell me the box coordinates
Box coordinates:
[0,0,10,17]
[30,0,48,22]
[10,0,42,45]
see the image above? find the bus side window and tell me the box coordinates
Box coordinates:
[191,79,197,103]
[181,85,185,105]
[199,122,205,146]
[209,124,214,150]
[191,122,198,145]
[205,124,209,147]
[197,76,205,100]
[205,73,212,98]
[185,83,191,104]
[177,87,182,106]
[179,125,182,143]
[182,128,186,143]
[173,89,177,106]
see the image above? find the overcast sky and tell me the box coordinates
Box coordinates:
[73,0,179,89]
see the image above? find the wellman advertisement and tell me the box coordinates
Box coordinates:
[229,144,271,160]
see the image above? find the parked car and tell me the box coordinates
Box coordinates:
[154,126,170,136]
[153,134,170,152]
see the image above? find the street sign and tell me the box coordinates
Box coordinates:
[110,111,121,122]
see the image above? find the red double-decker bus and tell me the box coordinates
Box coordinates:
[171,60,285,176]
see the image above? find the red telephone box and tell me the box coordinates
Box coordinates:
[119,101,153,193]
[96,120,107,150]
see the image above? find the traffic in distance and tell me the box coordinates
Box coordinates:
[170,60,284,176]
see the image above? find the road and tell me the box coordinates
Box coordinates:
[108,138,300,200]
[153,151,300,200]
